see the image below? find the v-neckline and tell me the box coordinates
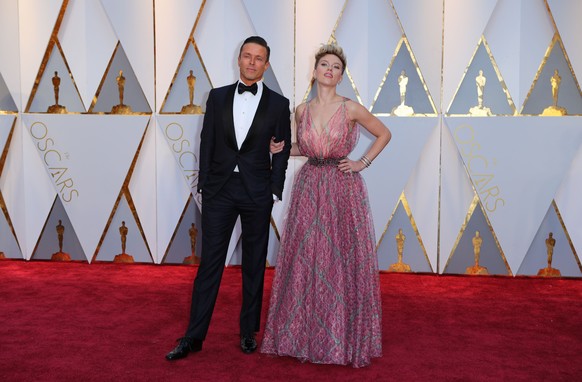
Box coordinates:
[307,100,344,136]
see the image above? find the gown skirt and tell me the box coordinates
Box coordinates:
[261,100,382,368]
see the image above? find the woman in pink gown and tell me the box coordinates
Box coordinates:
[261,44,391,368]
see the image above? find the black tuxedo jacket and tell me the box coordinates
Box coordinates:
[197,82,291,203]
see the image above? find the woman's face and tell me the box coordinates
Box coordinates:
[314,54,343,85]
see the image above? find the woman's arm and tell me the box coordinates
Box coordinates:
[338,100,392,173]
[270,103,306,156]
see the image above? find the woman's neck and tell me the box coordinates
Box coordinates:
[314,85,339,105]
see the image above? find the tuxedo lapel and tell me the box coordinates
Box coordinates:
[240,85,271,152]
[222,83,238,150]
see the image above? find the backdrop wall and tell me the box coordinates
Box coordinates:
[1,0,581,277]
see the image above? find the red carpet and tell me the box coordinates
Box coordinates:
[1,260,581,381]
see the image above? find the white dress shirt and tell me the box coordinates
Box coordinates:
[232,79,277,201]
[232,79,263,172]
[233,79,263,155]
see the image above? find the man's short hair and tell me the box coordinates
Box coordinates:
[239,36,270,62]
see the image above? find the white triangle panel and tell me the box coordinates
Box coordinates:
[100,0,155,109]
[154,115,202,263]
[0,0,22,111]
[295,0,346,106]
[18,0,62,109]
[194,0,257,88]
[548,0,582,94]
[481,0,521,111]
[1,119,56,258]
[439,119,476,272]
[59,0,118,109]
[0,115,21,259]
[393,0,444,112]
[555,144,582,264]
[447,117,582,272]
[0,205,22,259]
[353,117,435,243]
[159,115,204,193]
[517,1,556,110]
[335,0,400,108]
[242,0,294,101]
[0,115,15,153]
[155,0,204,112]
[442,0,498,111]
[0,73,18,112]
[128,119,158,262]
[21,114,148,260]
[403,122,442,270]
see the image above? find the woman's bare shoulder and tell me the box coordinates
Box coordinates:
[343,98,367,120]
[295,102,307,114]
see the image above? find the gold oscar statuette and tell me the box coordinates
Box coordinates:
[469,70,492,116]
[391,70,414,116]
[542,69,567,116]
[537,232,561,277]
[114,221,134,263]
[465,231,488,275]
[111,70,133,114]
[183,223,201,265]
[388,228,411,272]
[181,70,203,114]
[47,71,68,114]
[51,220,71,261]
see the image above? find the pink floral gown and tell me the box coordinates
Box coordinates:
[261,98,382,368]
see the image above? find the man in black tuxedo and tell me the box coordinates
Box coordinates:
[166,36,291,360]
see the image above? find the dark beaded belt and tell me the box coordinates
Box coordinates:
[307,157,345,166]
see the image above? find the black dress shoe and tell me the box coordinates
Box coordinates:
[240,334,257,354]
[165,337,203,361]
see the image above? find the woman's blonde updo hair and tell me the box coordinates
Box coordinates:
[314,43,347,74]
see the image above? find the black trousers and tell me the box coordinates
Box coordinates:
[185,173,273,340]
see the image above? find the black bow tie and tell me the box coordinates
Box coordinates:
[238,82,258,95]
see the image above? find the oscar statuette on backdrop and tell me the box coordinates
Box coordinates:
[47,71,67,114]
[111,70,133,114]
[542,70,567,116]
[114,221,134,263]
[181,70,203,114]
[388,228,411,272]
[469,70,492,116]
[391,70,414,116]
[183,223,200,265]
[51,220,71,261]
[537,232,561,277]
[465,231,488,275]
